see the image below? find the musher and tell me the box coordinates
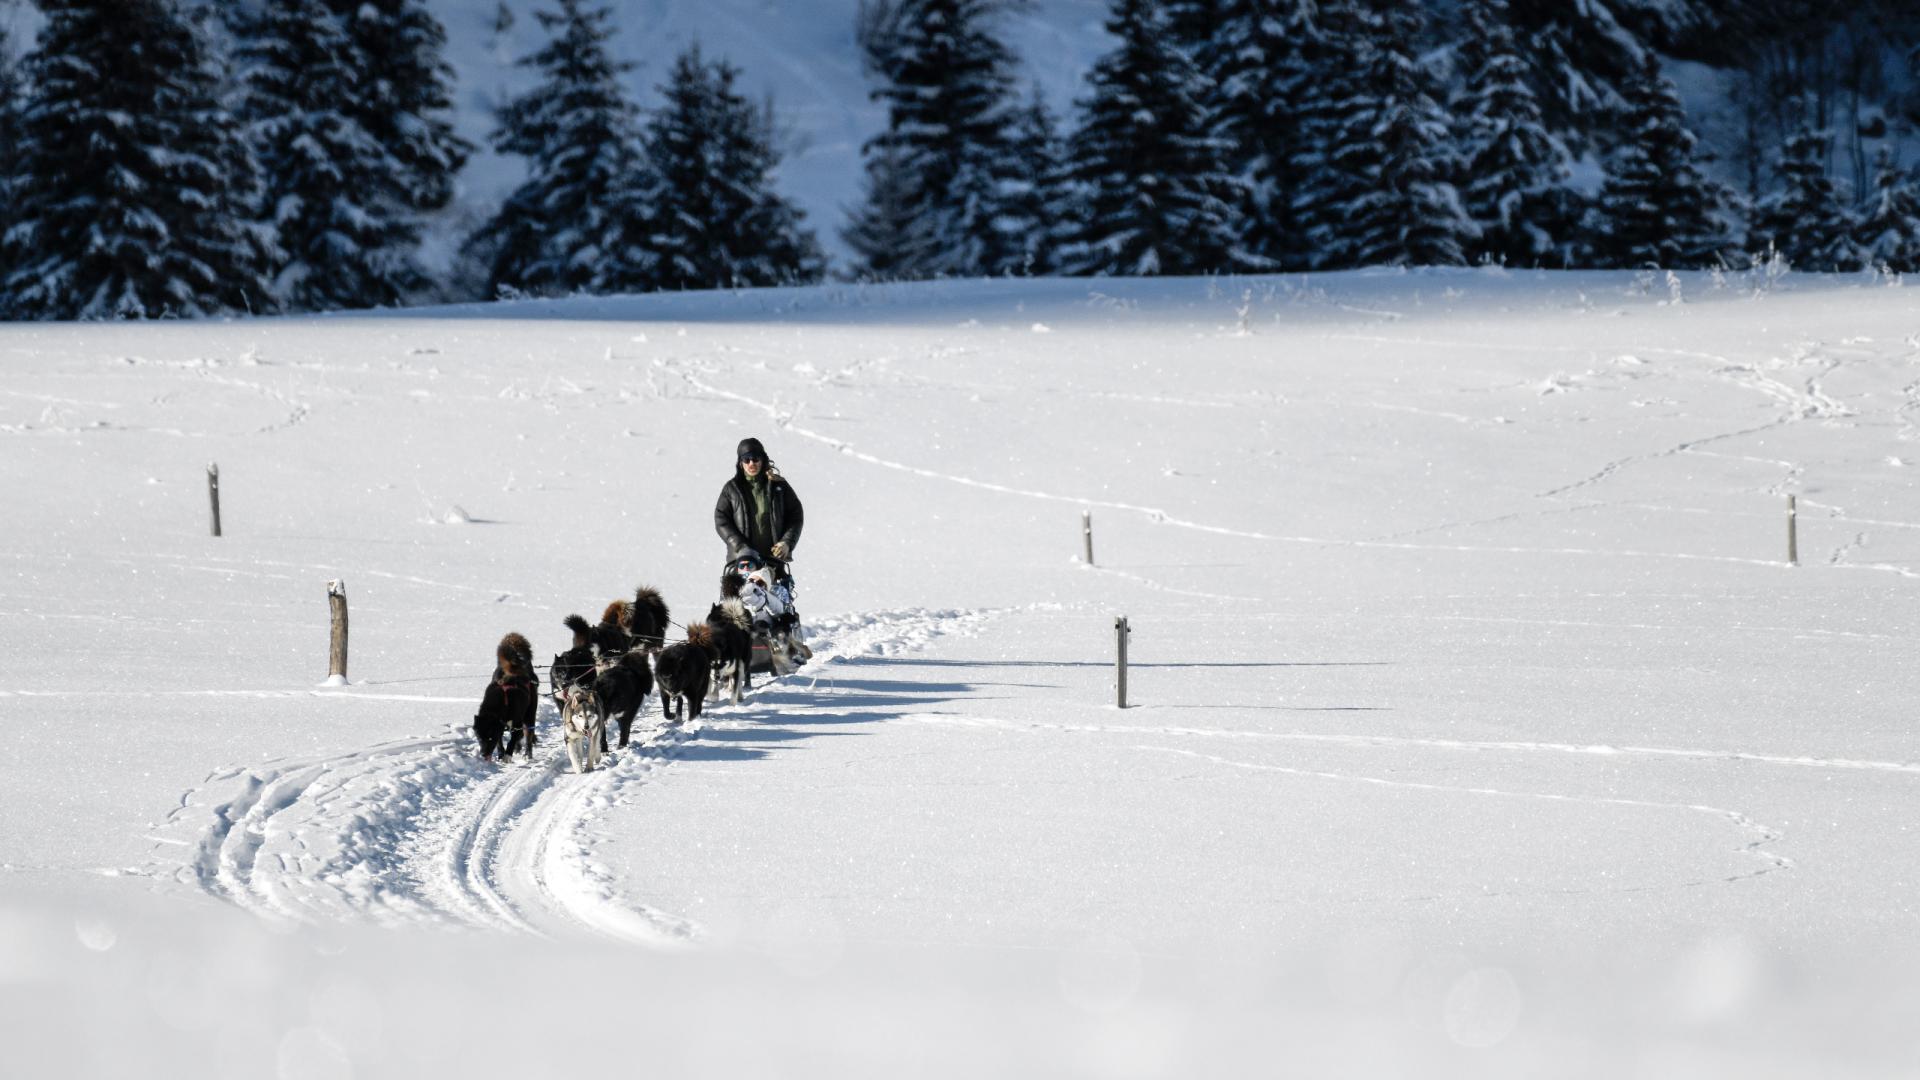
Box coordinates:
[714,436,803,578]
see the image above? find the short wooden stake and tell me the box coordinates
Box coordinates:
[327,580,349,682]
[1115,615,1130,709]
[207,463,222,537]
[1083,511,1094,566]
[1787,494,1798,566]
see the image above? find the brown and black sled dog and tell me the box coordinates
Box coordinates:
[476,632,538,762]
[596,585,670,657]
[590,599,633,656]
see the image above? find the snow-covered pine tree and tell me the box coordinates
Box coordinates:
[3,0,273,319]
[1749,126,1866,273]
[1305,0,1469,268]
[1163,0,1221,53]
[996,88,1072,275]
[1161,0,1225,122]
[1291,0,1412,269]
[843,0,915,276]
[327,0,470,215]
[238,0,424,312]
[642,45,823,290]
[1363,4,1473,267]
[1502,0,1650,153]
[842,142,925,281]
[1057,0,1243,276]
[465,0,652,297]
[1591,53,1731,269]
[1210,0,1320,270]
[845,0,1031,279]
[1857,148,1920,273]
[1453,0,1578,267]
[0,24,22,242]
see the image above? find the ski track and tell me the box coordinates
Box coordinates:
[896,712,1920,775]
[657,357,1819,572]
[152,607,996,944]
[1139,746,1793,895]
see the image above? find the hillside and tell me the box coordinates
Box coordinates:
[4,267,1920,1075]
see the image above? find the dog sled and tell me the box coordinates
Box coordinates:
[727,554,812,675]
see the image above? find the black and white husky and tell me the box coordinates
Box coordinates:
[550,614,596,713]
[560,681,607,774]
[562,651,652,772]
[704,598,753,705]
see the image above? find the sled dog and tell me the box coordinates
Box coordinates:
[704,599,753,704]
[560,681,607,773]
[624,585,671,655]
[591,599,633,656]
[656,627,715,723]
[590,650,653,750]
[550,614,596,712]
[496,632,539,760]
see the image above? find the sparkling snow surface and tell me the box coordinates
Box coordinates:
[4,270,1919,1076]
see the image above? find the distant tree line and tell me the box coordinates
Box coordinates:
[0,0,819,319]
[847,0,1920,279]
[4,0,1920,320]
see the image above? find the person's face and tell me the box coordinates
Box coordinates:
[741,453,765,477]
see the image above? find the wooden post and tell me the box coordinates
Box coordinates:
[1083,511,1094,566]
[1115,615,1130,709]
[1787,494,1798,567]
[327,580,349,682]
[207,463,222,537]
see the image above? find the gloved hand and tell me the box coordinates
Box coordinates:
[770,541,789,561]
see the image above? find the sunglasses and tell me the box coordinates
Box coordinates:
[740,454,765,464]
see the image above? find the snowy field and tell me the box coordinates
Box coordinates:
[4,270,1920,1077]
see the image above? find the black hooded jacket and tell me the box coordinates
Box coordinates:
[715,439,803,562]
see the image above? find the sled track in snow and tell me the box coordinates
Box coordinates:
[151,608,995,944]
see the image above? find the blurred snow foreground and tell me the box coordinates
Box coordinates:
[3,270,1919,1078]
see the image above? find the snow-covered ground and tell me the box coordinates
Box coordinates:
[5,269,1920,1077]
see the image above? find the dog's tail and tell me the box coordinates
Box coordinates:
[563,613,592,642]
[686,622,715,652]
[708,598,751,634]
[601,598,630,627]
[720,570,744,600]
[630,585,669,646]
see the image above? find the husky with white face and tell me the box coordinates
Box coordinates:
[561,682,606,774]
